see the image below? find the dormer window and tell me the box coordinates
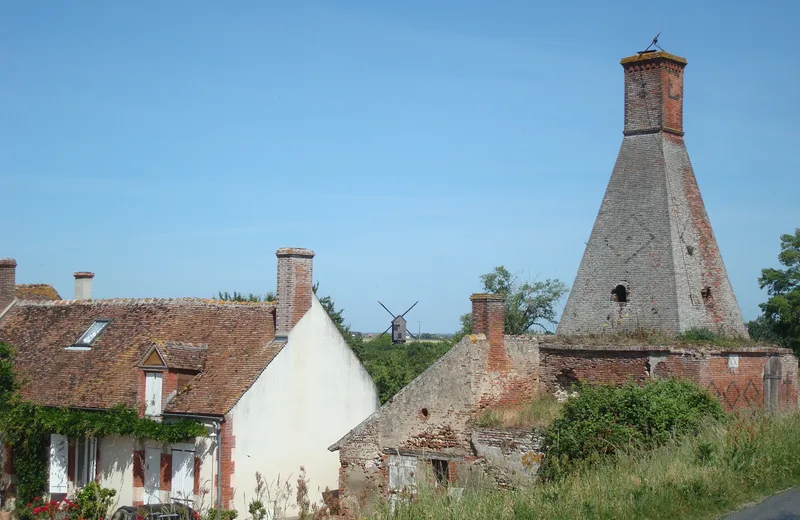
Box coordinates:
[66,320,110,350]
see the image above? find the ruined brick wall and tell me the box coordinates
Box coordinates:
[539,344,798,412]
[540,346,651,391]
[334,334,539,515]
[652,350,798,411]
[558,51,747,337]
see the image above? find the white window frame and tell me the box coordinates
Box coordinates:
[145,371,163,416]
[74,437,97,488]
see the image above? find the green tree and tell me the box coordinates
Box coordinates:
[751,229,800,352]
[459,266,569,335]
[216,290,276,302]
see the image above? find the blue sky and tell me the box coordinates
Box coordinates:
[2,1,798,333]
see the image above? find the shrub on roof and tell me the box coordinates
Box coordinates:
[540,378,724,480]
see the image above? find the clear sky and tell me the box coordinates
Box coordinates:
[2,1,798,334]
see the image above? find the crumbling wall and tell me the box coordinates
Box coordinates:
[334,334,539,516]
[539,345,653,393]
[539,344,798,412]
[470,428,544,489]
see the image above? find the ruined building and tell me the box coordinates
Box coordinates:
[558,51,748,337]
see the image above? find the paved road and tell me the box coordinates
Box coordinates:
[725,488,800,520]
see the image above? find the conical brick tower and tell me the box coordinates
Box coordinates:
[557,50,748,337]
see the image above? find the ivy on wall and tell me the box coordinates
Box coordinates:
[0,342,207,506]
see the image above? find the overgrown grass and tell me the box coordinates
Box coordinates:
[367,412,800,520]
[475,395,562,430]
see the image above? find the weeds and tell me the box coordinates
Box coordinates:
[475,395,562,430]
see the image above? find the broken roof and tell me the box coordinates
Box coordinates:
[0,298,281,416]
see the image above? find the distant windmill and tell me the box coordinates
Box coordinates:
[378,300,419,344]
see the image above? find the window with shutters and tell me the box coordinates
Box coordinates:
[145,372,163,416]
[171,443,195,504]
[49,434,68,494]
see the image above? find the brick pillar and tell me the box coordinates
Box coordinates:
[73,271,95,300]
[621,51,687,136]
[0,259,16,311]
[470,293,505,349]
[275,248,315,341]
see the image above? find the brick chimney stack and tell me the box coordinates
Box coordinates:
[275,248,315,341]
[621,51,687,137]
[73,272,94,300]
[470,293,505,349]
[0,259,17,311]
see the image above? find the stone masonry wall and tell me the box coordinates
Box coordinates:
[335,333,538,516]
[470,428,544,489]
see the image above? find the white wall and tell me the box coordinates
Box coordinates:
[229,295,379,517]
[98,436,134,510]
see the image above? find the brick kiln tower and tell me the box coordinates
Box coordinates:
[557,50,748,337]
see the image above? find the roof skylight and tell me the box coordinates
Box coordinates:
[74,320,110,346]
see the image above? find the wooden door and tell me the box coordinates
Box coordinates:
[144,447,161,504]
[764,357,782,411]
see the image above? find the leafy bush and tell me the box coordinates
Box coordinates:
[541,379,724,479]
[75,481,116,520]
[202,507,238,520]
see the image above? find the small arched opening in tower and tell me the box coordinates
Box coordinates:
[611,284,628,304]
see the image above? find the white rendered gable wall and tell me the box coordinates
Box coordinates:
[229,295,379,516]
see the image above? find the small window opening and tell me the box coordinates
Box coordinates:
[73,320,110,347]
[420,408,429,419]
[556,368,579,391]
[431,459,449,486]
[701,287,712,300]
[611,285,628,303]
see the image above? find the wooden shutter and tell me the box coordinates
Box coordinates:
[171,443,195,503]
[145,372,163,416]
[49,434,68,493]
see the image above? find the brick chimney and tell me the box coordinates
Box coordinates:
[470,293,505,349]
[275,248,315,341]
[0,259,16,311]
[621,51,687,137]
[73,272,94,300]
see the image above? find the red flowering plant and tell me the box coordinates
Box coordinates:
[27,496,79,520]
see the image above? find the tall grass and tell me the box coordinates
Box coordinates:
[367,412,800,520]
[475,394,562,429]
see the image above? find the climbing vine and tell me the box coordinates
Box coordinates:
[0,342,207,506]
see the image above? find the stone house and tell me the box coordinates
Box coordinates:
[0,249,379,517]
[328,295,541,515]
[329,292,798,516]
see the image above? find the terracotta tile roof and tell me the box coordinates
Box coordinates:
[0,298,279,416]
[15,284,62,301]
